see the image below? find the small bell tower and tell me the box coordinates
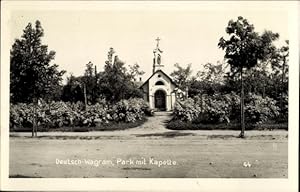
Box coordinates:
[153,37,164,73]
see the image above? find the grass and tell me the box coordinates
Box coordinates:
[166,120,288,131]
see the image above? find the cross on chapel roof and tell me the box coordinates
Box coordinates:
[155,37,161,48]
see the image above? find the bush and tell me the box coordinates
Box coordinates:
[166,120,287,130]
[173,92,240,124]
[10,98,149,131]
[144,108,155,116]
[172,92,280,124]
[275,93,288,123]
[110,98,149,123]
[244,93,280,124]
[172,98,201,122]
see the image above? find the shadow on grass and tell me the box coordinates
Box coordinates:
[134,131,196,138]
[207,134,288,140]
[9,174,43,178]
[10,135,122,140]
[122,167,151,171]
[207,135,243,140]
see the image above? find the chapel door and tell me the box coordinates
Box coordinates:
[154,90,166,111]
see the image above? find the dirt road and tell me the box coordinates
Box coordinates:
[10,112,288,178]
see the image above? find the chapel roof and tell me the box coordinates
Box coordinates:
[139,69,177,89]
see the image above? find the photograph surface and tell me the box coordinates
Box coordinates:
[2,1,295,183]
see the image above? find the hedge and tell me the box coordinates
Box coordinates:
[166,120,288,131]
[10,98,149,131]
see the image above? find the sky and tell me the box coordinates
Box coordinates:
[7,1,290,82]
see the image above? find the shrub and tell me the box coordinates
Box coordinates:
[173,92,240,124]
[275,93,288,123]
[166,120,287,130]
[110,98,149,123]
[172,92,280,124]
[144,108,155,116]
[173,98,201,122]
[10,98,149,130]
[244,93,280,124]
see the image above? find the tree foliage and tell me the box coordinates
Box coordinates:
[61,74,84,103]
[170,63,192,89]
[218,16,280,137]
[60,48,144,104]
[218,17,279,72]
[128,63,145,81]
[10,20,65,103]
[195,62,225,95]
[82,61,101,104]
[98,48,143,103]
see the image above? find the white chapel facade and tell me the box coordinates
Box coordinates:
[140,38,184,111]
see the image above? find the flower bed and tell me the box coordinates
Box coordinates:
[10,98,149,131]
[171,92,283,127]
[172,92,240,124]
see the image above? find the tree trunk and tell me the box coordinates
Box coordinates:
[200,94,203,113]
[280,56,286,112]
[34,121,37,137]
[32,116,35,138]
[32,98,38,137]
[83,83,87,110]
[262,82,265,98]
[239,67,245,138]
[185,87,189,99]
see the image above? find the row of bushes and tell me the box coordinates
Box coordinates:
[166,120,288,130]
[10,98,150,130]
[172,92,285,124]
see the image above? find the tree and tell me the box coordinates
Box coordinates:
[128,63,145,81]
[170,63,193,90]
[10,20,66,137]
[196,61,226,95]
[270,41,289,102]
[62,62,104,106]
[99,48,143,102]
[270,40,289,120]
[218,16,279,138]
[10,20,65,103]
[61,74,84,103]
[82,61,99,105]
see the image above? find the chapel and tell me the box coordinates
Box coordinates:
[140,38,185,111]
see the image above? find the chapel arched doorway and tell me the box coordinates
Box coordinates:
[154,90,166,111]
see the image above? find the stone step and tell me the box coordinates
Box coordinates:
[154,111,172,116]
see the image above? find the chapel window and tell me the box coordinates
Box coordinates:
[155,81,164,85]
